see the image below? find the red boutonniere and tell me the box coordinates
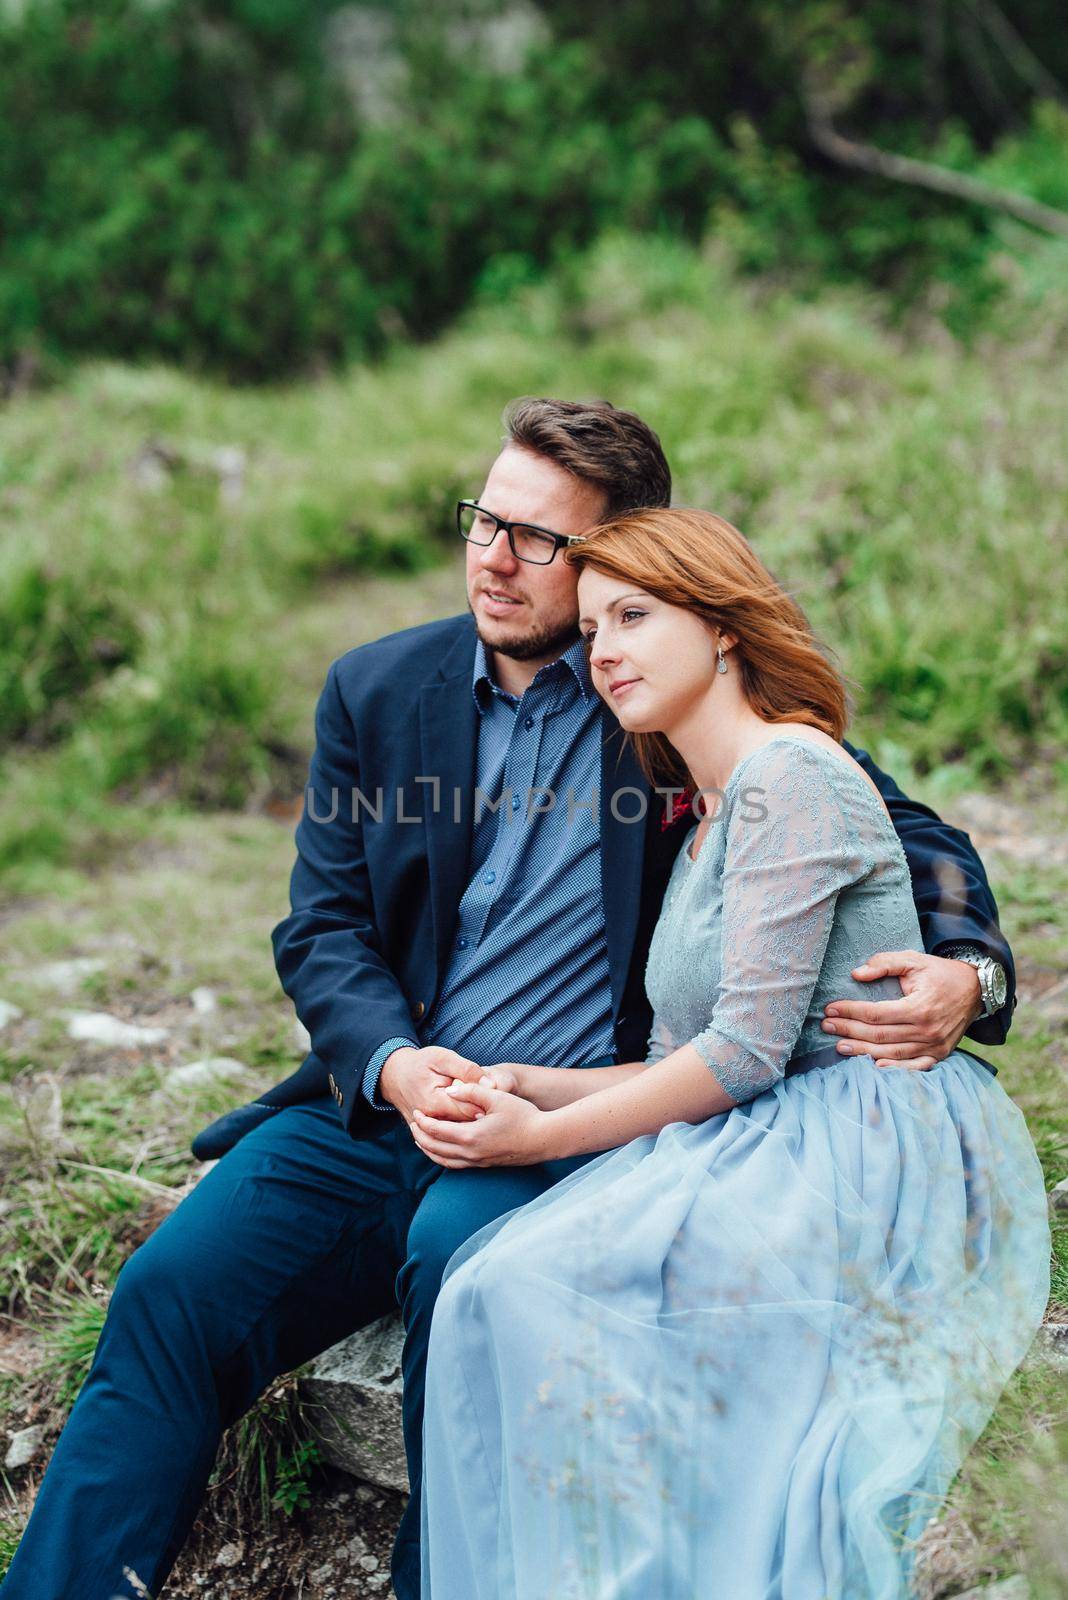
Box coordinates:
[660,789,694,831]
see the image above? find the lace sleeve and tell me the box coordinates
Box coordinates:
[691,741,872,1104]
[644,1014,676,1065]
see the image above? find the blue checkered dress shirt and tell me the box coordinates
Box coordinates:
[362,635,615,1108]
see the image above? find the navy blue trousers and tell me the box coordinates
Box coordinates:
[1,1098,596,1600]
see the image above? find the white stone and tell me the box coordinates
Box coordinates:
[67,1012,169,1047]
[212,446,247,506]
[165,1057,250,1090]
[949,1577,1031,1599]
[214,1541,244,1569]
[5,1424,45,1471]
[300,1314,408,1492]
[20,1076,69,1153]
[36,958,106,993]
[191,987,218,1015]
[1050,1176,1068,1214]
[1028,1322,1068,1368]
[0,1000,23,1029]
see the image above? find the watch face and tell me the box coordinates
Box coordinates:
[989,964,1008,1009]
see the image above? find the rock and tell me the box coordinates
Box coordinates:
[300,1314,408,1492]
[191,986,218,1016]
[949,1577,1031,1599]
[215,1541,244,1569]
[357,1554,380,1573]
[36,958,106,993]
[4,1424,45,1471]
[1029,1322,1068,1368]
[212,446,246,506]
[1050,1176,1068,1214]
[67,1012,169,1048]
[130,439,179,492]
[0,1000,23,1029]
[165,1057,250,1090]
[20,1075,72,1154]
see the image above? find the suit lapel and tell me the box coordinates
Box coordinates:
[599,707,651,1020]
[419,631,479,988]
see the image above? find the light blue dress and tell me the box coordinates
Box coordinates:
[420,736,1050,1600]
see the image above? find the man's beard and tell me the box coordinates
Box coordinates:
[468,600,580,663]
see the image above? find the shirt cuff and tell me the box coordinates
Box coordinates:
[363,1037,420,1111]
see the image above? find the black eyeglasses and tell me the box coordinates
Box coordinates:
[456,501,586,566]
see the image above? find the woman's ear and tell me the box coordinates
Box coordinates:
[717,629,738,655]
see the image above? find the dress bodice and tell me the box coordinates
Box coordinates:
[644,734,924,1102]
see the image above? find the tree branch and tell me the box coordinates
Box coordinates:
[803,84,1068,239]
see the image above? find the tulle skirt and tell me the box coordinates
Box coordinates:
[420,1052,1050,1600]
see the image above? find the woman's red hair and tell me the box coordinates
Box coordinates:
[566,508,849,788]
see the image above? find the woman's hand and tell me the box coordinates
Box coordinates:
[410,1080,550,1168]
[427,1058,528,1097]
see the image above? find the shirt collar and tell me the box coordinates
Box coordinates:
[472,634,594,711]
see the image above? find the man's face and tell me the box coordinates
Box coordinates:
[465,445,607,669]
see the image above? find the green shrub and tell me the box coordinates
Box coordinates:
[4,1,1066,379]
[1,232,1066,887]
[0,565,139,748]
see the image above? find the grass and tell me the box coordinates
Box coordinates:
[0,240,1066,1588]
[1,232,1067,892]
[0,620,1064,1594]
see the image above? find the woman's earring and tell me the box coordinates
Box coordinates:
[716,645,728,675]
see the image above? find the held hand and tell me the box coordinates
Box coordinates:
[378,1046,487,1125]
[821,951,983,1071]
[427,1058,526,1096]
[409,1080,548,1168]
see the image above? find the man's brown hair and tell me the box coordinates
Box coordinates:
[503,397,671,518]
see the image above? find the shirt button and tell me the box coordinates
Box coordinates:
[483,870,496,884]
[412,1001,425,1021]
[523,715,535,729]
[511,793,521,811]
[457,936,469,950]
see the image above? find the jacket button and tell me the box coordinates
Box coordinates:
[327,1072,337,1095]
[412,1001,425,1021]
[336,1088,344,1108]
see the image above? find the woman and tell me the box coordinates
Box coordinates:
[411,510,1050,1600]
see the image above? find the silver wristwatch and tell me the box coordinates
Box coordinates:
[941,944,1008,1018]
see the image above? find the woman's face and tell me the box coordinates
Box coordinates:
[576,567,721,734]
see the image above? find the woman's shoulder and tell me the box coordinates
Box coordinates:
[728,727,887,814]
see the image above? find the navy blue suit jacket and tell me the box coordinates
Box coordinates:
[193,614,1015,1158]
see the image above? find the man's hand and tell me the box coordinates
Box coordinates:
[378,1046,487,1125]
[821,950,983,1071]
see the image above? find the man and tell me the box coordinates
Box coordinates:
[3,398,1013,1600]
